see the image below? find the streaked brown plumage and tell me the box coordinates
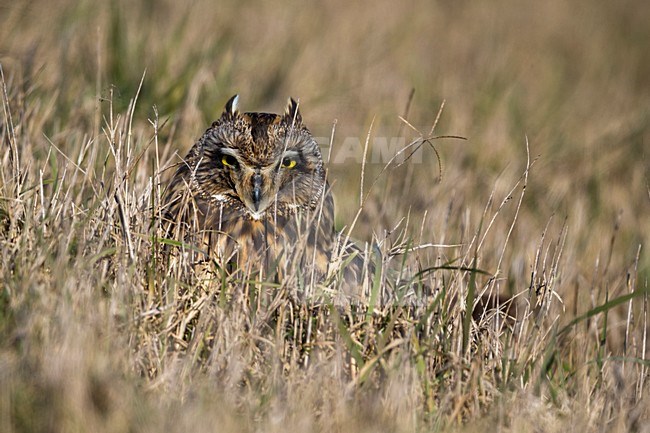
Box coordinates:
[162,96,368,290]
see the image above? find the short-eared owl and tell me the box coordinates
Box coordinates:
[162,96,366,286]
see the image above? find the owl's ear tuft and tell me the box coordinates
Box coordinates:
[222,94,240,117]
[284,97,302,124]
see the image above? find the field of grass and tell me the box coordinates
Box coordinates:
[1,0,649,431]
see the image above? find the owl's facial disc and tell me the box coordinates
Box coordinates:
[221,149,299,219]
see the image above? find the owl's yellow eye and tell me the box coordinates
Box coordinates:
[221,154,238,167]
[281,157,297,169]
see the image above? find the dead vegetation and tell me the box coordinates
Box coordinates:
[1,1,649,431]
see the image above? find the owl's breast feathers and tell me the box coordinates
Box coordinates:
[162,164,335,278]
[202,188,334,277]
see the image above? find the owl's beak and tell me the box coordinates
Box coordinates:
[252,187,262,210]
[242,172,272,219]
[251,173,264,211]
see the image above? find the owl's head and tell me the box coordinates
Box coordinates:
[191,95,326,220]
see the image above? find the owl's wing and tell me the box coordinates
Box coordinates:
[326,234,437,311]
[324,234,378,307]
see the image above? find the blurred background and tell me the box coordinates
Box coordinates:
[1,0,648,291]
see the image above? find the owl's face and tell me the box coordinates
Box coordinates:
[191,95,326,220]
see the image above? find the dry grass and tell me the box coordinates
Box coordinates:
[1,0,649,432]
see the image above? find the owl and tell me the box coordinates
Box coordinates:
[162,95,370,292]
